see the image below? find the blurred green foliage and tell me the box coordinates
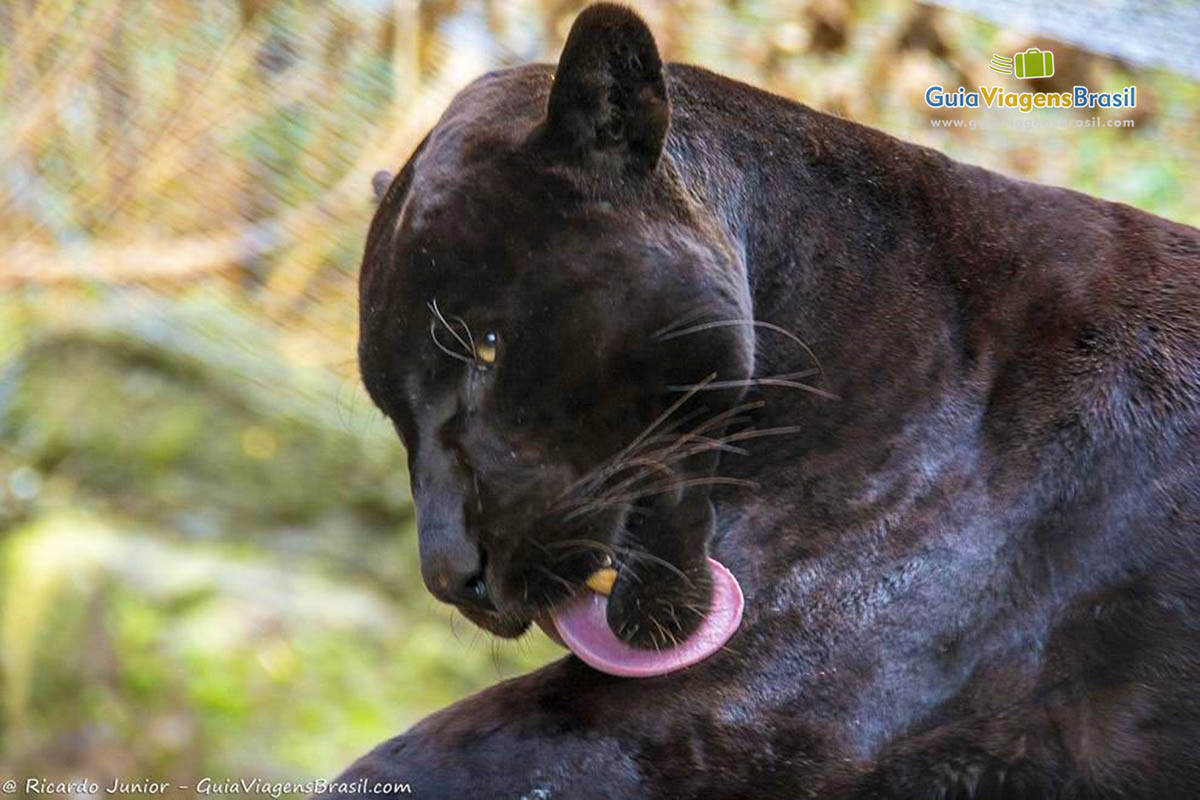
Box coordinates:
[0,291,559,788]
[0,0,1196,795]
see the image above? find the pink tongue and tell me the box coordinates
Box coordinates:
[548,557,743,678]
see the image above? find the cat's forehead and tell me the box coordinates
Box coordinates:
[385,65,671,314]
[397,71,564,248]
[413,65,553,182]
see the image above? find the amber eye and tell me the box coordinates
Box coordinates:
[475,331,498,365]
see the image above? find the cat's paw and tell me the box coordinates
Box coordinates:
[864,756,1045,800]
[605,555,712,650]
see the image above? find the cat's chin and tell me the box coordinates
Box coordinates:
[456,605,532,639]
[534,612,565,647]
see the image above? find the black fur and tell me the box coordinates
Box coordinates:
[338,4,1200,798]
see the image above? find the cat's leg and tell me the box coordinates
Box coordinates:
[317,658,646,800]
[603,383,751,649]
[856,677,1200,800]
[855,710,1069,800]
[605,488,716,648]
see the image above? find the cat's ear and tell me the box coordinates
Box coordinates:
[542,3,669,173]
[371,170,394,204]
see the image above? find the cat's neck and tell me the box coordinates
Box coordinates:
[665,64,994,501]
[668,64,971,388]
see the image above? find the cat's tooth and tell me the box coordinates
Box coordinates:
[586,567,617,596]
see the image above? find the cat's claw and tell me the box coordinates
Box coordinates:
[605,557,712,650]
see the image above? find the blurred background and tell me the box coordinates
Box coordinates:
[1,0,1197,794]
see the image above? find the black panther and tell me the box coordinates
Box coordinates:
[333,4,1200,797]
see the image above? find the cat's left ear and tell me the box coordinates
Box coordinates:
[371,170,394,204]
[541,3,669,173]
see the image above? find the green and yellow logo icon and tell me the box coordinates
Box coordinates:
[989,48,1055,79]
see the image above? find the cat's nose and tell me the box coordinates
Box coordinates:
[418,521,492,610]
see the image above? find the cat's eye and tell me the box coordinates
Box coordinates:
[475,331,498,365]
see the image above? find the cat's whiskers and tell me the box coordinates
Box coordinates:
[556,413,796,520]
[549,399,766,516]
[652,315,826,380]
[534,565,578,597]
[565,475,759,522]
[429,319,474,364]
[427,297,483,367]
[669,372,839,401]
[551,375,719,505]
[518,319,826,628]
